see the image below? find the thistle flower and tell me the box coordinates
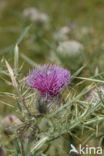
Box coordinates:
[26,64,71,98]
[86,86,104,106]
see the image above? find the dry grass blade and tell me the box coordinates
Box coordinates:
[74,76,104,84]
[14,44,19,74]
[5,60,18,89]
[31,136,49,153]
[0,100,15,108]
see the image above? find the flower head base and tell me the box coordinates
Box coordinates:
[27,64,71,97]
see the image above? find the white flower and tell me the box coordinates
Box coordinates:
[23,7,49,24]
[56,40,84,57]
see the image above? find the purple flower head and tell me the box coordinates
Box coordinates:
[26,64,71,97]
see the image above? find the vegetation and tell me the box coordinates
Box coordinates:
[0,0,104,155]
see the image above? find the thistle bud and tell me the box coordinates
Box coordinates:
[1,115,22,135]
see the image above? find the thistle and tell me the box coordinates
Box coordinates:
[26,64,71,113]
